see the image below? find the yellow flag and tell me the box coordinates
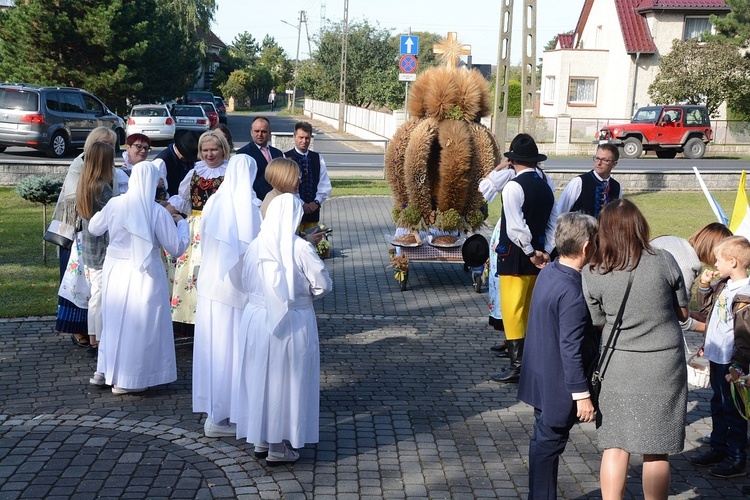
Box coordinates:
[730,170,749,234]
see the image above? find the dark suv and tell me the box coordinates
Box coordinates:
[0,84,125,158]
[596,105,712,159]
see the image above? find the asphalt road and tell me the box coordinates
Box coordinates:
[0,113,747,174]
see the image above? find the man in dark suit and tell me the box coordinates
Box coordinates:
[152,129,200,197]
[236,116,283,200]
[517,212,600,499]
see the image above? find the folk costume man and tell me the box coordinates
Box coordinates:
[492,134,556,383]
[555,144,621,218]
[153,129,200,197]
[236,116,284,200]
[284,121,332,232]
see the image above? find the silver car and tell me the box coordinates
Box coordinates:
[0,84,125,158]
[171,105,210,133]
[126,104,175,142]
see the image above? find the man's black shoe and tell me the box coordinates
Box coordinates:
[709,459,746,478]
[687,449,727,467]
[490,367,520,383]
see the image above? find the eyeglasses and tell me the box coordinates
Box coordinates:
[592,156,615,165]
[130,144,151,152]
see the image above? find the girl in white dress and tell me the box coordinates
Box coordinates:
[235,194,332,465]
[89,161,189,394]
[193,154,262,437]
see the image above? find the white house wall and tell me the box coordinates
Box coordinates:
[540,2,729,120]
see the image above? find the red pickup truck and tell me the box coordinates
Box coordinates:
[596,105,713,159]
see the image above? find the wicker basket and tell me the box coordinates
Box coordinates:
[687,354,710,389]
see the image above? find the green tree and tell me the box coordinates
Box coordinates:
[220,70,251,102]
[0,0,209,114]
[15,176,62,263]
[648,38,750,116]
[300,20,400,108]
[227,32,260,68]
[710,0,750,48]
[258,35,294,90]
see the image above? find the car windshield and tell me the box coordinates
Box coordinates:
[0,89,39,111]
[632,108,661,123]
[173,106,203,117]
[132,107,168,117]
[200,103,215,113]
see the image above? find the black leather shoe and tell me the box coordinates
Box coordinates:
[494,350,509,358]
[489,343,507,353]
[491,367,520,382]
[688,449,727,466]
[709,459,746,478]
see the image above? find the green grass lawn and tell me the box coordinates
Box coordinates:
[0,183,739,318]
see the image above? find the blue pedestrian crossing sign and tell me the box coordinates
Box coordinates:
[400,35,419,55]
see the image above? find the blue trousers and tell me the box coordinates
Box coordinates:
[709,361,747,462]
[528,408,574,499]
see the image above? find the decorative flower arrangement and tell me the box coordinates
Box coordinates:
[387,249,409,281]
[316,237,331,259]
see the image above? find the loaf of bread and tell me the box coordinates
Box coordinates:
[393,233,418,246]
[432,235,458,246]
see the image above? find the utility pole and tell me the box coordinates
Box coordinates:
[338,0,349,131]
[493,0,513,143]
[521,0,538,134]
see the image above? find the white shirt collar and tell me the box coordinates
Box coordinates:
[727,277,750,290]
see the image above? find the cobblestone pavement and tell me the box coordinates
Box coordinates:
[1,196,749,499]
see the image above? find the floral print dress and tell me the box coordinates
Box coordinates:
[168,162,226,325]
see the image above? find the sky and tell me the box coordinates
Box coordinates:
[211,0,585,65]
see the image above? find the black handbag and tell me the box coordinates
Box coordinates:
[590,271,633,410]
[43,220,74,249]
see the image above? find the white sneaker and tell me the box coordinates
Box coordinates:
[266,444,300,466]
[89,372,105,386]
[111,386,146,395]
[204,419,236,438]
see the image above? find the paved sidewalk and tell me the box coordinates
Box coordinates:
[1,196,749,499]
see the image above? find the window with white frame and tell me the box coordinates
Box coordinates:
[684,16,711,40]
[544,76,555,104]
[568,77,597,105]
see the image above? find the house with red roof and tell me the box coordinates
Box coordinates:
[539,0,730,119]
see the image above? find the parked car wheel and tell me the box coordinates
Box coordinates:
[621,137,643,159]
[655,150,677,159]
[683,137,706,159]
[46,131,69,158]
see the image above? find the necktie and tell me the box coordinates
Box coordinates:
[261,146,271,163]
[300,154,313,202]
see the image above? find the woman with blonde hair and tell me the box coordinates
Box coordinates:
[260,157,300,218]
[261,157,325,246]
[52,126,118,347]
[167,131,230,336]
[76,142,116,357]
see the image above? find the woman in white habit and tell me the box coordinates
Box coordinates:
[235,194,332,465]
[193,154,262,437]
[88,161,189,394]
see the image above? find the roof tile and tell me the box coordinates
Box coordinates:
[616,0,658,53]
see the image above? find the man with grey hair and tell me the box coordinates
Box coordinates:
[517,212,600,499]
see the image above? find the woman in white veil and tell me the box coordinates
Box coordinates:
[193,154,262,437]
[88,161,189,394]
[235,193,332,464]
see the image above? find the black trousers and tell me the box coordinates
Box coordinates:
[528,408,575,499]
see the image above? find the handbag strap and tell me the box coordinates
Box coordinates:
[594,271,634,379]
